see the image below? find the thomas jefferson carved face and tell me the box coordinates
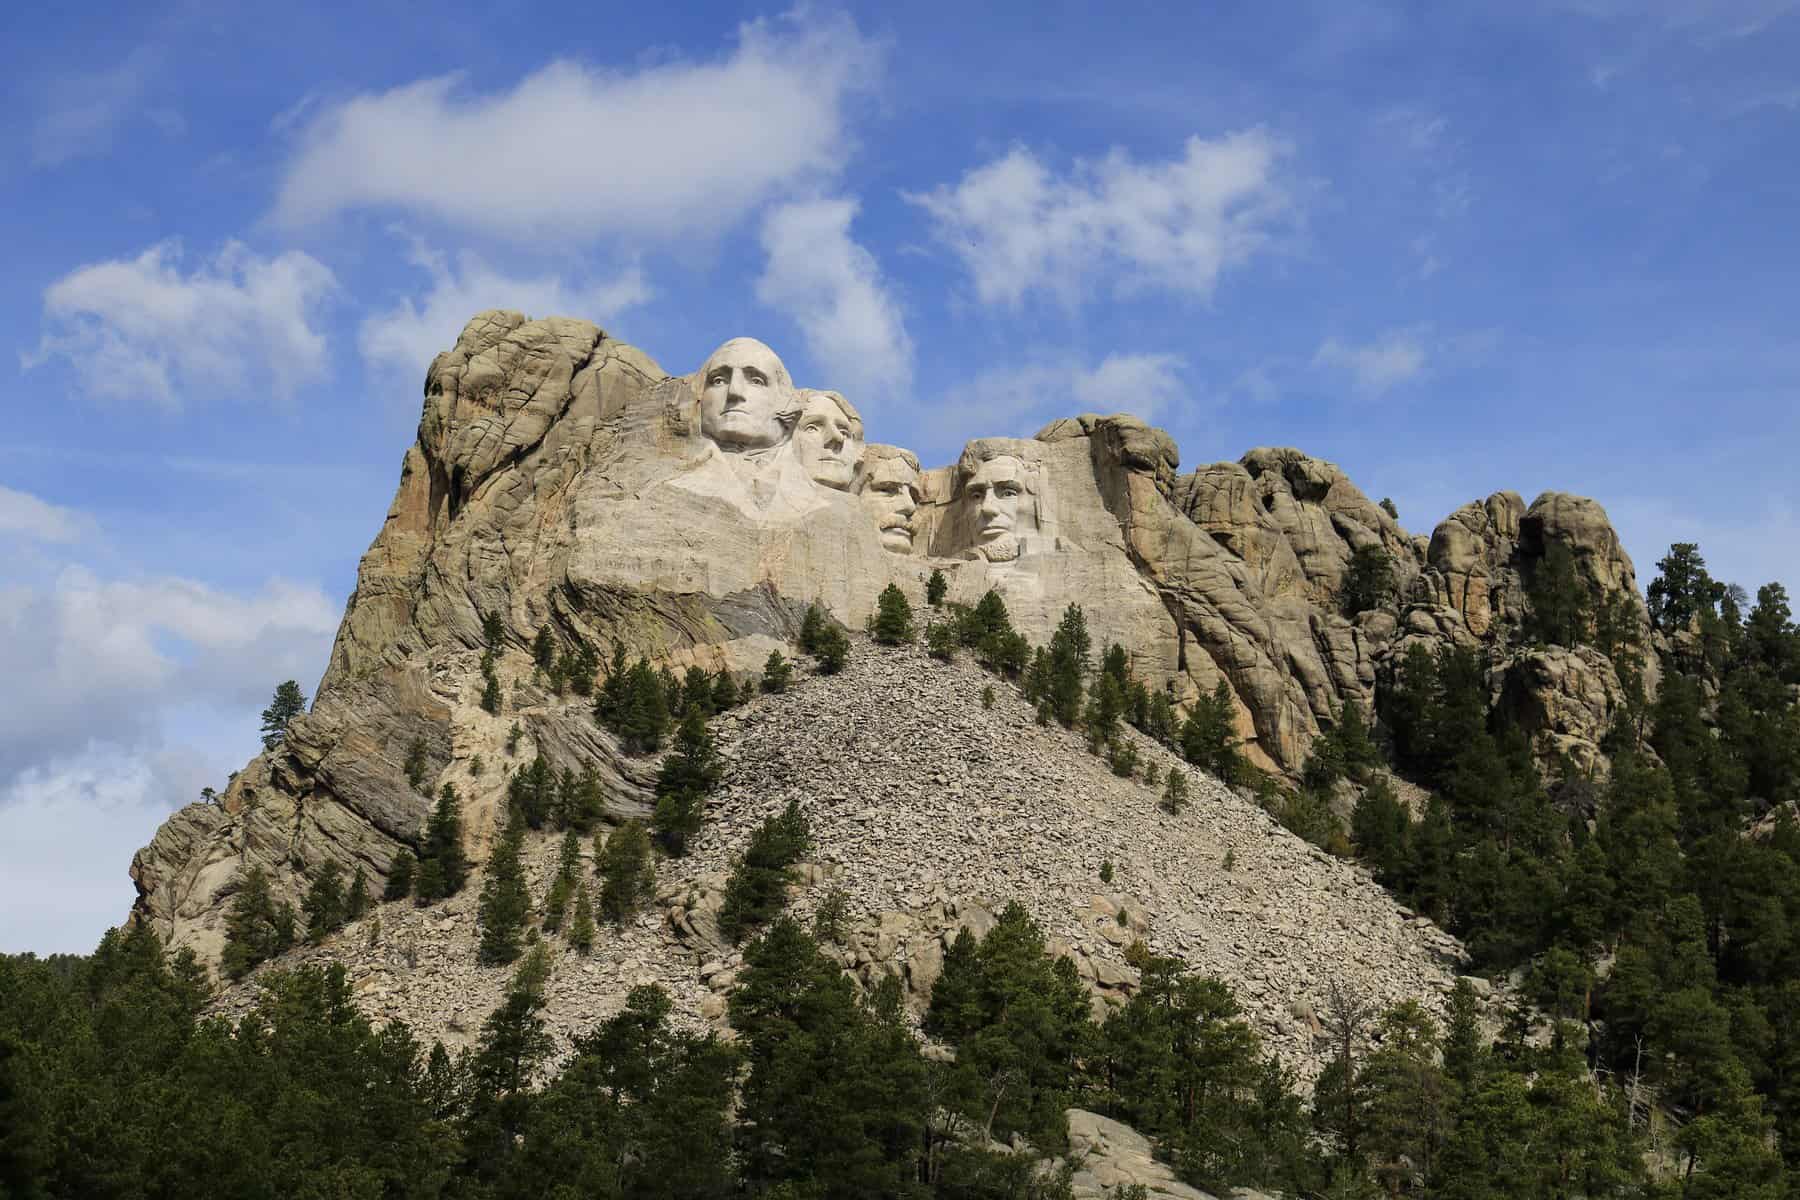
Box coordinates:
[859,455,922,553]
[965,455,1031,561]
[794,391,865,490]
[699,338,794,452]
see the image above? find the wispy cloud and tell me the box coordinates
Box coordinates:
[360,234,651,380]
[0,485,91,544]
[31,46,176,168]
[1314,329,1429,396]
[756,196,913,407]
[908,132,1294,307]
[271,12,882,243]
[926,352,1190,447]
[24,240,336,409]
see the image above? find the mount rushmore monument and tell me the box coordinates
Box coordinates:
[130,311,1653,964]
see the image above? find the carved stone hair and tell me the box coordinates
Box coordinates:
[801,389,865,441]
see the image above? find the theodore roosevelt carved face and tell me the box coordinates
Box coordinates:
[793,390,865,490]
[858,448,922,553]
[699,337,797,452]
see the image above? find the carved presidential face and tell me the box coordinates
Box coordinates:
[794,392,865,490]
[700,338,793,452]
[859,457,921,553]
[965,455,1032,560]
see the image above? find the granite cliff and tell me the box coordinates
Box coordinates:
[130,311,1653,1024]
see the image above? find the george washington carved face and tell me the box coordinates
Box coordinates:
[699,337,797,452]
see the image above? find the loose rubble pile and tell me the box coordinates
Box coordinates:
[215,636,1494,1084]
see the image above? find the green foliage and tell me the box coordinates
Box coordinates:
[1180,681,1241,783]
[926,619,957,662]
[222,865,297,979]
[653,708,718,857]
[1379,497,1398,519]
[259,679,307,751]
[1648,541,1720,631]
[812,885,850,944]
[541,829,581,934]
[479,648,502,714]
[927,567,948,607]
[924,902,1092,1150]
[1108,737,1138,778]
[596,654,672,754]
[799,601,828,655]
[482,609,506,648]
[814,620,850,674]
[567,883,597,955]
[760,649,792,693]
[710,669,742,711]
[1163,768,1189,815]
[1526,540,1591,647]
[415,782,468,904]
[872,582,915,644]
[981,684,996,709]
[718,800,813,943]
[1099,860,1114,884]
[680,664,715,717]
[383,849,415,901]
[476,807,531,966]
[402,737,430,793]
[302,860,346,944]
[1046,603,1090,725]
[1341,545,1393,616]
[598,819,655,923]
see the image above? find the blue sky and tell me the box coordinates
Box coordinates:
[3,1,1797,954]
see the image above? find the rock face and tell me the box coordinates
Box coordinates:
[131,312,1654,971]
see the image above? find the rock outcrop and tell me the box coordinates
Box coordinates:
[131,311,1655,976]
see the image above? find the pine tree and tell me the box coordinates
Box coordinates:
[1341,545,1394,616]
[681,665,715,717]
[532,625,556,670]
[417,782,468,903]
[815,621,849,674]
[710,670,740,711]
[344,867,370,921]
[654,708,718,856]
[872,583,915,644]
[1048,603,1090,725]
[259,680,307,751]
[926,620,957,662]
[480,650,502,715]
[481,609,506,648]
[477,807,531,966]
[799,601,827,655]
[303,861,346,944]
[760,650,791,694]
[718,800,813,943]
[1181,680,1240,783]
[1163,768,1189,814]
[1527,540,1590,647]
[568,883,597,954]
[221,865,291,979]
[542,829,581,933]
[927,568,948,607]
[598,819,656,921]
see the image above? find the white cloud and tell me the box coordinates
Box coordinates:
[930,352,1190,445]
[271,12,881,243]
[360,236,652,379]
[0,484,90,543]
[25,240,336,409]
[756,197,913,405]
[1314,330,1428,396]
[31,46,168,167]
[907,132,1293,307]
[0,565,339,784]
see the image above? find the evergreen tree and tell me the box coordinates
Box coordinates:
[1341,546,1394,616]
[383,845,414,899]
[1527,540,1590,647]
[568,883,597,954]
[1181,680,1241,783]
[718,800,813,942]
[480,654,502,715]
[221,865,294,979]
[532,624,556,671]
[403,736,430,791]
[926,619,957,662]
[1147,689,1178,745]
[542,829,581,933]
[302,860,346,944]
[799,601,827,654]
[872,582,915,644]
[259,679,307,750]
[1163,767,1189,814]
[815,621,849,674]
[482,609,506,648]
[1647,541,1720,631]
[760,650,792,694]
[1047,603,1091,725]
[598,819,656,922]
[417,782,468,903]
[927,567,948,607]
[477,806,532,966]
[344,867,370,921]
[507,753,555,829]
[710,669,740,711]
[681,664,715,717]
[653,708,718,856]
